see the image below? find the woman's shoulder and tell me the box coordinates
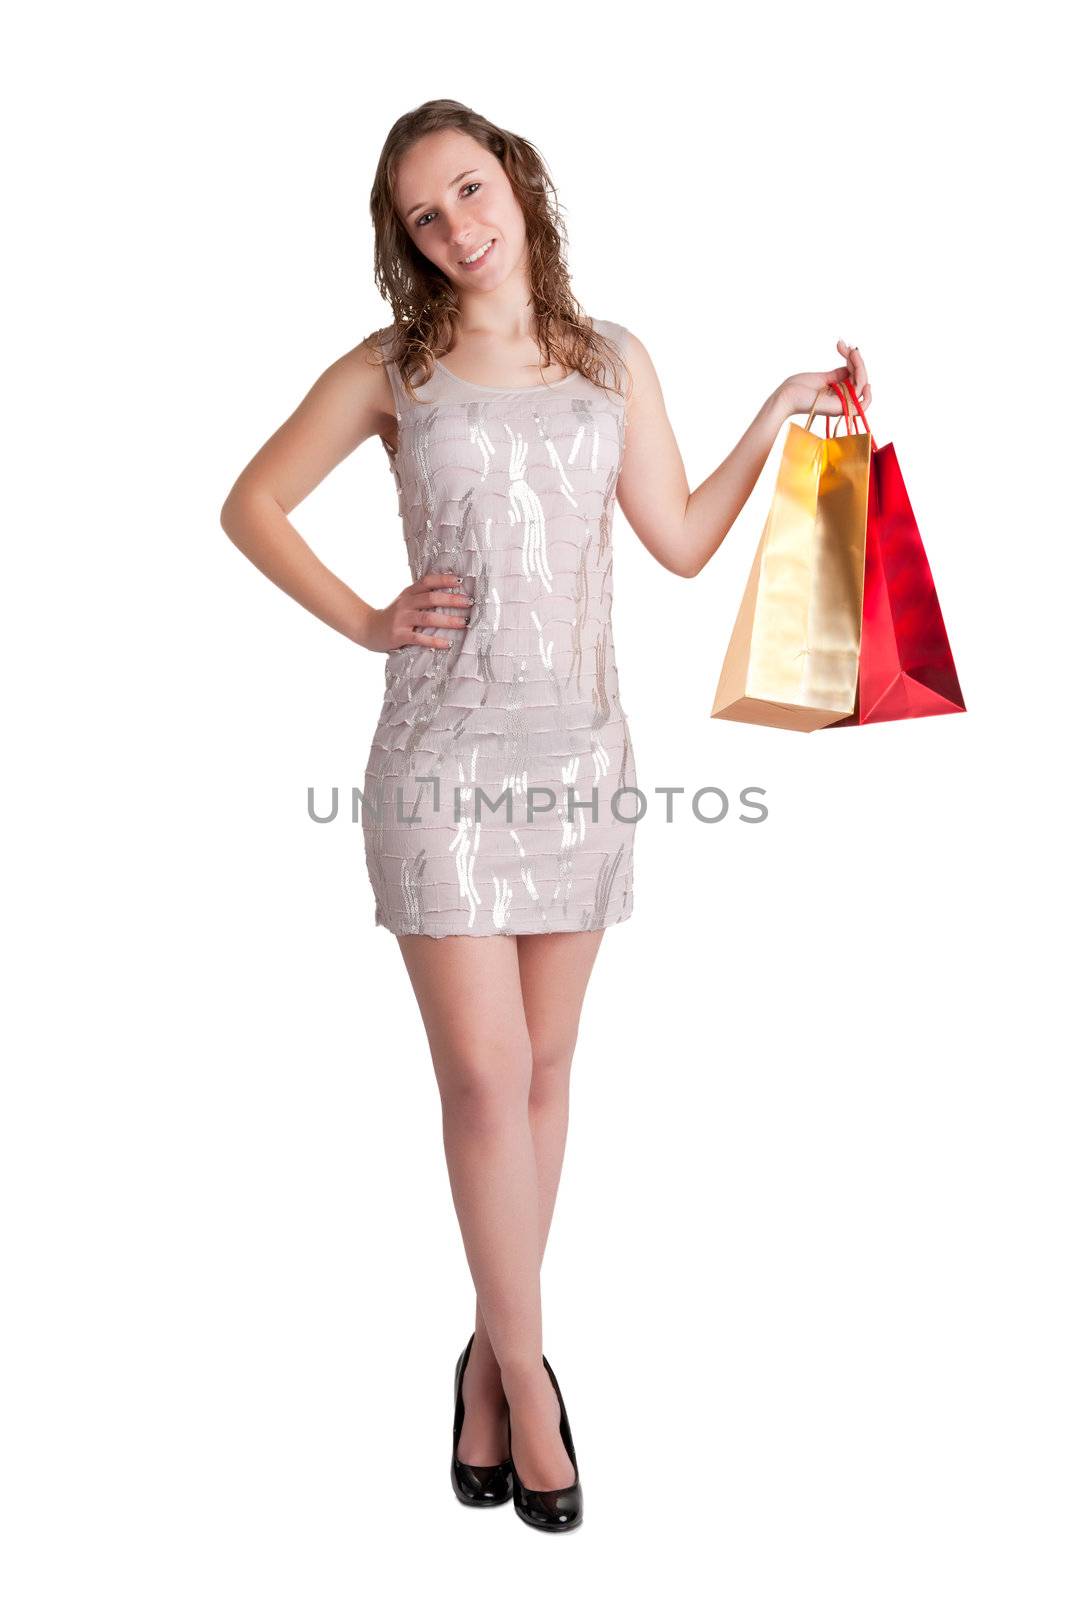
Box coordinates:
[590,316,631,356]
[370,322,400,362]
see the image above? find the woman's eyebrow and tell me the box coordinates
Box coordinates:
[404,169,480,220]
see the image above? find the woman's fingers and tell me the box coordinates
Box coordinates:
[413,576,461,593]
[837,338,870,405]
[415,593,471,610]
[422,608,469,626]
[406,596,473,649]
[391,573,474,649]
[413,577,471,603]
[405,623,456,649]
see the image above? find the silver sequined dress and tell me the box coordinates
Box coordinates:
[362,318,638,938]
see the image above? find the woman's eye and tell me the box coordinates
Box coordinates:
[416,182,481,227]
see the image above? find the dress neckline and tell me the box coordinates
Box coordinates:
[435,360,581,394]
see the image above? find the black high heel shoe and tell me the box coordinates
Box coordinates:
[506,1354,583,1531]
[451,1332,513,1507]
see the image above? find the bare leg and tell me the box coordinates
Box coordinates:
[457,929,607,1482]
[395,931,573,1487]
[519,926,606,1252]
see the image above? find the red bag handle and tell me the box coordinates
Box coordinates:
[843,377,877,450]
[826,378,879,452]
[802,379,872,447]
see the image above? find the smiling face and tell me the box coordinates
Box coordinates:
[394,128,528,295]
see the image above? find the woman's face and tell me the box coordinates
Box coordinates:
[394,129,527,293]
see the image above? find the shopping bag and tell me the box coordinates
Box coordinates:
[825,378,966,726]
[712,383,871,731]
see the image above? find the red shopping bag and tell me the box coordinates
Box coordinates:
[826,378,965,726]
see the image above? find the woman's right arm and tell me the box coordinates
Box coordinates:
[219,336,393,648]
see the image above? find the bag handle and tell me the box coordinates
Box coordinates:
[843,377,877,450]
[828,381,854,436]
[828,377,879,451]
[802,378,878,451]
[803,381,854,436]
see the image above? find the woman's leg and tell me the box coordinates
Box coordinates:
[395,930,574,1488]
[465,929,607,1480]
[519,926,607,1247]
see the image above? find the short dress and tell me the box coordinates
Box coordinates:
[361,317,638,938]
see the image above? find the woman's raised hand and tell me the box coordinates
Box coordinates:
[363,571,473,653]
[778,339,872,418]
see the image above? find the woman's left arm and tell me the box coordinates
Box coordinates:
[616,335,871,579]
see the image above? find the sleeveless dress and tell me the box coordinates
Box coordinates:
[361,318,638,938]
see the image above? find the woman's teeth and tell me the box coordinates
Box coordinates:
[459,238,496,269]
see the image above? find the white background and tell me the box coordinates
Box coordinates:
[5,2,1064,1594]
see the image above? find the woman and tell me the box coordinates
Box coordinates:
[220,98,871,1533]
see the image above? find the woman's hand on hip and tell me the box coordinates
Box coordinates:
[363,571,473,653]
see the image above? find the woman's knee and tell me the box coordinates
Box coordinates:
[528,1042,575,1109]
[437,1044,534,1129]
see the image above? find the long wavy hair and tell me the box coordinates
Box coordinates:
[366,100,631,406]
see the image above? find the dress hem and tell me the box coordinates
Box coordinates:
[373,906,634,940]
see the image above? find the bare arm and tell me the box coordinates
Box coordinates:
[219,337,400,646]
[616,333,869,580]
[220,337,474,655]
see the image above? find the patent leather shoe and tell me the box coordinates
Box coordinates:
[451,1332,513,1506]
[506,1354,583,1531]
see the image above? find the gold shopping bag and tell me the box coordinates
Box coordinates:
[712,386,871,732]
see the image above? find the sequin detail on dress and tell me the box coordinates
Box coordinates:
[361,318,637,938]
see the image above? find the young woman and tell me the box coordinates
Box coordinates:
[220,99,871,1533]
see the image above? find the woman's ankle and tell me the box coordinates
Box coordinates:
[499,1358,550,1398]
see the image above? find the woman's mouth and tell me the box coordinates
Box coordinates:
[458,238,496,271]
